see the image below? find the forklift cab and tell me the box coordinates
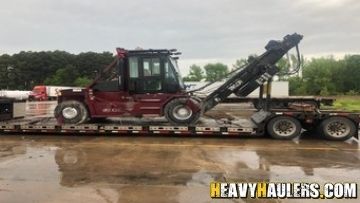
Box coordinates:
[87,49,187,117]
[126,53,185,94]
[92,51,185,94]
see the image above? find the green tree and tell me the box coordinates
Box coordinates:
[287,56,344,96]
[75,52,113,76]
[44,65,79,86]
[183,65,204,81]
[0,50,113,90]
[342,55,360,94]
[302,57,340,95]
[288,76,306,95]
[74,76,92,87]
[0,51,77,89]
[204,63,229,82]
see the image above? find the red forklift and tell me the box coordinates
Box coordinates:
[55,33,303,124]
[55,48,202,125]
[53,33,359,140]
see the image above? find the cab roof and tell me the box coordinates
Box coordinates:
[117,48,181,57]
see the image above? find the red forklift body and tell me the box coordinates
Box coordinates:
[56,33,303,126]
[57,49,201,122]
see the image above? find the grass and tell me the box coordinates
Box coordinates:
[333,96,360,112]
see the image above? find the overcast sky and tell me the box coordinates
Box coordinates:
[0,0,359,74]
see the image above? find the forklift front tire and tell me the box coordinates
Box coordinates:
[55,100,89,124]
[164,98,200,125]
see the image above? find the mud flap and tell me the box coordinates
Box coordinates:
[251,110,272,124]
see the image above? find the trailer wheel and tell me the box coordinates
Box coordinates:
[54,100,88,124]
[164,98,200,124]
[267,116,302,140]
[319,117,356,141]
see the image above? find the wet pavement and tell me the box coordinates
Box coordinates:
[0,135,359,203]
[0,101,359,202]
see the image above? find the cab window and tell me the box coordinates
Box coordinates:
[163,60,181,93]
[92,63,120,91]
[129,57,139,78]
[141,58,162,91]
[165,61,176,81]
[143,58,160,76]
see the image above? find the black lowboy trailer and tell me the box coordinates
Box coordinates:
[0,85,359,141]
[1,33,359,140]
[0,109,359,141]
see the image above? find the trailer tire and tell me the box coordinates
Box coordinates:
[319,117,356,141]
[54,100,88,124]
[267,116,302,140]
[164,98,200,125]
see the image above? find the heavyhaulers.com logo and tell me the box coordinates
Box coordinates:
[210,182,357,199]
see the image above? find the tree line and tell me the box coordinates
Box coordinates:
[0,51,113,90]
[0,51,359,95]
[288,55,360,95]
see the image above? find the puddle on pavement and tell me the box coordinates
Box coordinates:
[0,135,359,202]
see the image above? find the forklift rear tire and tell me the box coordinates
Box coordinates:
[164,98,200,125]
[319,116,356,141]
[55,100,89,124]
[267,116,302,140]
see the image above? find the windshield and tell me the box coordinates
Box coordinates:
[99,65,118,82]
[170,57,185,89]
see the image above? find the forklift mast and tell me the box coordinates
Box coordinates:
[202,33,303,112]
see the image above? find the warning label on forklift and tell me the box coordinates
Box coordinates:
[210,182,357,199]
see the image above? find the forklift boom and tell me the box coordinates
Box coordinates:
[202,33,303,112]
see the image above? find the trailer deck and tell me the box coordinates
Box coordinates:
[1,108,358,138]
[0,116,258,136]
